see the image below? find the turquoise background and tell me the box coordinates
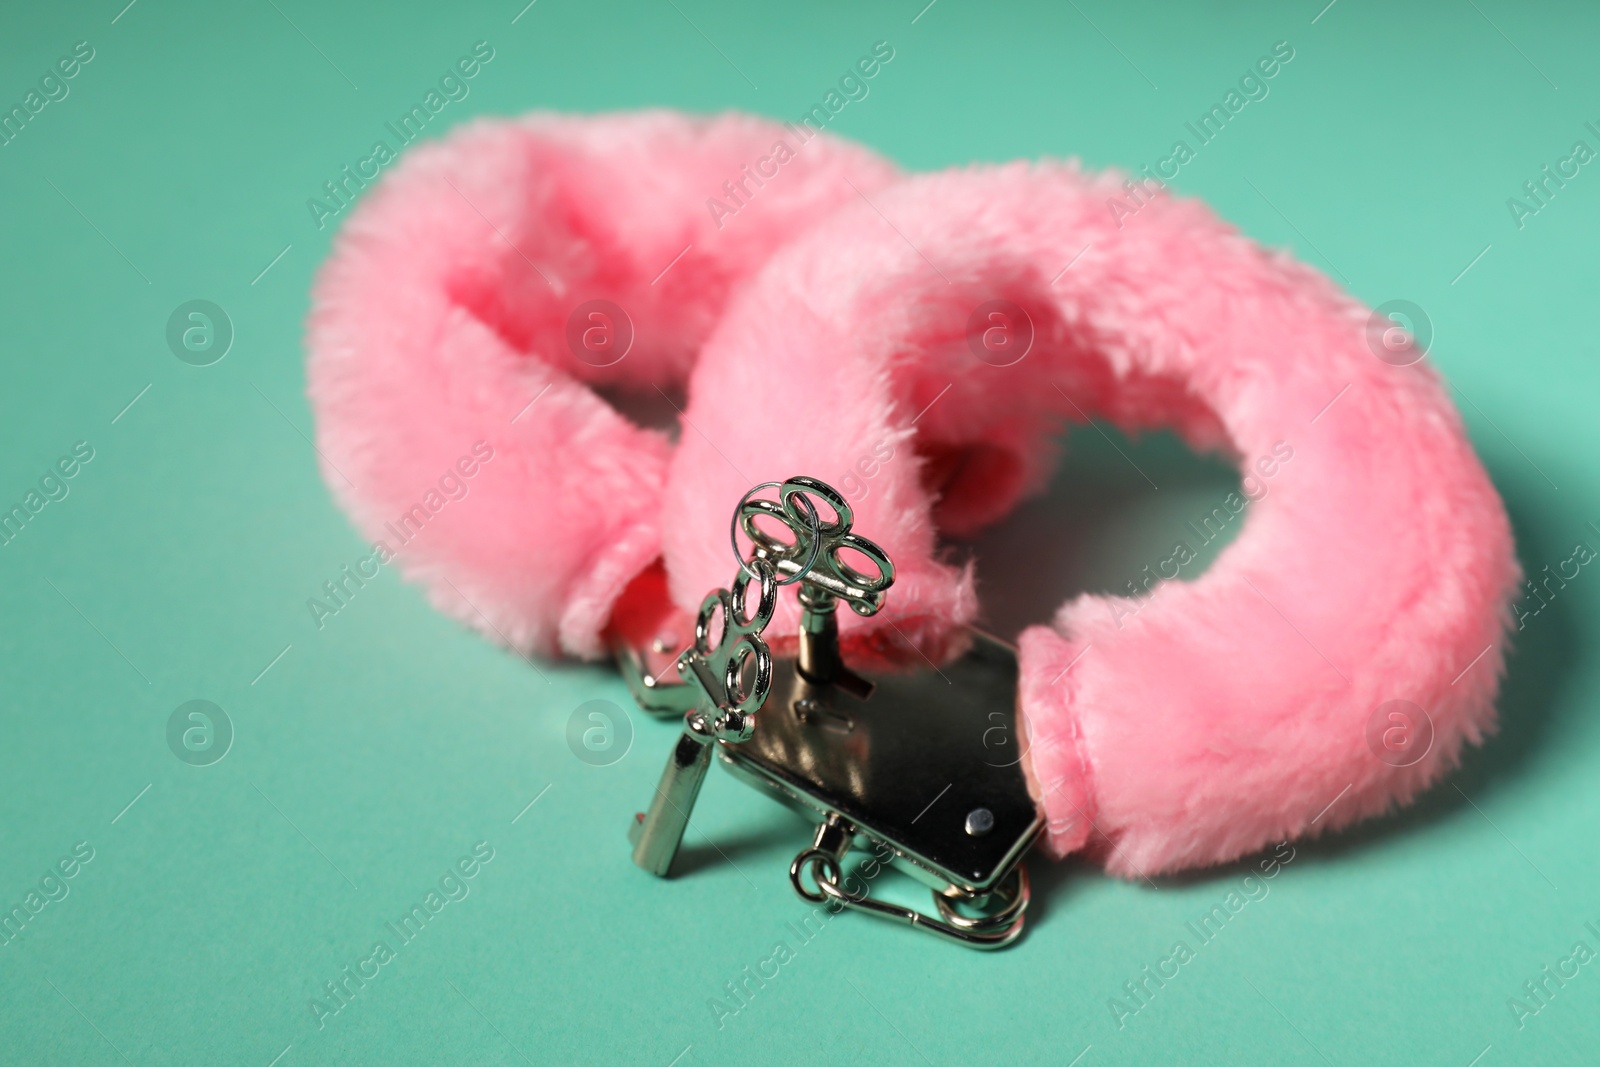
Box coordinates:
[2,0,1597,1063]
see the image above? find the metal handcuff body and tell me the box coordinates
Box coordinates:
[624,476,1040,949]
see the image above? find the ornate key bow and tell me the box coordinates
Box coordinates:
[735,476,895,614]
[678,555,779,744]
[737,476,894,696]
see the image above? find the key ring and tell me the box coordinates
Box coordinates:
[729,481,823,586]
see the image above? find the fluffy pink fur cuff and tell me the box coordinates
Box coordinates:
[307,111,898,659]
[662,163,1520,876]
[309,114,1518,877]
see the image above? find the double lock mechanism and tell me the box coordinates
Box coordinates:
[616,477,1041,948]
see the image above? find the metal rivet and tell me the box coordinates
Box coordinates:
[965,808,994,837]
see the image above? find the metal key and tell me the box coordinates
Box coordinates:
[736,476,893,697]
[629,556,778,875]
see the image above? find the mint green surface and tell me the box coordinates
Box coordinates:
[2,1,1597,1064]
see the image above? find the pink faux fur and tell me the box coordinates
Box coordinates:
[307,112,898,658]
[662,163,1521,876]
[309,112,1519,878]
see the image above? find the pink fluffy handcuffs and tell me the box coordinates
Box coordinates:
[308,111,1519,919]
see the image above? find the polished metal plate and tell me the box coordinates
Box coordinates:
[717,630,1041,894]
